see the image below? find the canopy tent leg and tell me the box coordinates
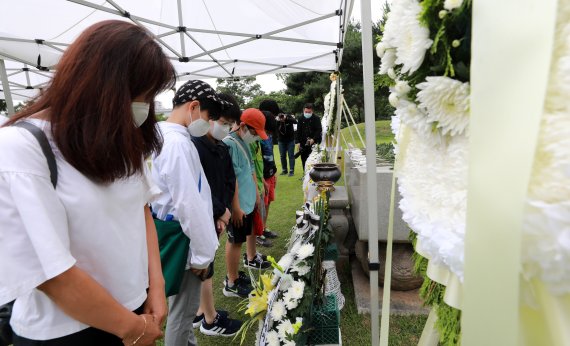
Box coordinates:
[360,0,380,345]
[0,58,15,116]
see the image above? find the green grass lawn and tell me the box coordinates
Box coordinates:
[340,120,393,148]
[161,143,425,345]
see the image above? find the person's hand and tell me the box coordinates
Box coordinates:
[143,286,167,327]
[191,267,209,281]
[215,219,226,233]
[255,193,261,208]
[263,180,270,194]
[308,138,315,145]
[220,208,231,225]
[122,314,162,346]
[231,208,245,228]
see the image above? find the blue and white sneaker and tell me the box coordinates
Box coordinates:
[200,313,243,337]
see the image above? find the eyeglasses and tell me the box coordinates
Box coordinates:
[246,124,258,136]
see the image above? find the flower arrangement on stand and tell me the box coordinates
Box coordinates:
[237,193,337,346]
[378,0,570,344]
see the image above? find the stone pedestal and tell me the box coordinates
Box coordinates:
[354,240,422,291]
[328,186,350,257]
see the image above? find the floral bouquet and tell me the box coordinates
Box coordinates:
[238,196,334,345]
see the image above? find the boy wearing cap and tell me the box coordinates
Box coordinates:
[222,108,268,298]
[151,80,230,345]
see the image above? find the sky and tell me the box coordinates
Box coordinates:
[156,0,388,108]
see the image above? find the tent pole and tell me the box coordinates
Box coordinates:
[360,0,380,345]
[177,0,186,56]
[0,58,15,116]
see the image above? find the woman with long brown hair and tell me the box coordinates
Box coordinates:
[0,20,175,345]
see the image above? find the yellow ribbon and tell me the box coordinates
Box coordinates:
[378,125,410,346]
[462,1,558,345]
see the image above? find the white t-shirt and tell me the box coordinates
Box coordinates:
[151,122,218,270]
[0,119,158,340]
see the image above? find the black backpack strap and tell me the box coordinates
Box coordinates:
[13,121,58,188]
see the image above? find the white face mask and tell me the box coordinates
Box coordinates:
[241,126,258,145]
[132,102,150,127]
[210,121,231,140]
[187,106,210,137]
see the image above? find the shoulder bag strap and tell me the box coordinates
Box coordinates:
[13,121,58,189]
[225,135,251,163]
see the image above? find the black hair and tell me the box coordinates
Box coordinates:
[259,99,280,116]
[261,110,277,134]
[218,93,242,122]
[197,98,222,121]
[304,103,314,109]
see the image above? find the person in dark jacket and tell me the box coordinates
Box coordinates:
[295,103,322,171]
[190,93,243,337]
[263,99,297,177]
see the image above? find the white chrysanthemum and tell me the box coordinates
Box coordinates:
[290,263,311,276]
[277,320,295,341]
[278,253,294,271]
[283,341,296,346]
[395,80,411,95]
[398,131,469,279]
[379,49,396,75]
[266,330,280,346]
[270,300,287,322]
[295,243,315,260]
[288,280,305,299]
[416,76,470,137]
[444,0,464,10]
[283,291,300,310]
[394,99,444,147]
[390,115,401,138]
[376,42,387,58]
[382,0,432,74]
[388,92,400,108]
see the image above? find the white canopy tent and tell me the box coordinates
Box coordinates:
[0,1,383,344]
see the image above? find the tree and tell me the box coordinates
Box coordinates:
[245,91,303,115]
[282,20,391,123]
[215,77,264,108]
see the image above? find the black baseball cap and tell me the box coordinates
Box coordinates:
[172,80,232,109]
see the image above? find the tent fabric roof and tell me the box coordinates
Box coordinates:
[0,0,352,81]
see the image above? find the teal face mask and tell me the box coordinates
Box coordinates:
[303,112,312,119]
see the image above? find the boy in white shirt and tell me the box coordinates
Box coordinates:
[150,80,230,346]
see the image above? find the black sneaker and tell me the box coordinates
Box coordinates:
[243,253,271,270]
[193,309,229,328]
[280,171,287,175]
[256,235,273,247]
[263,229,278,239]
[224,270,251,288]
[289,172,295,177]
[200,313,243,337]
[223,277,252,298]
